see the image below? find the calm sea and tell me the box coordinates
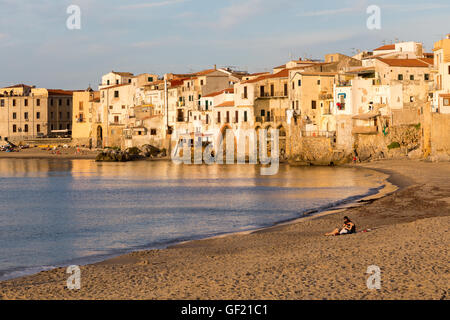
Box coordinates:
[0,159,385,280]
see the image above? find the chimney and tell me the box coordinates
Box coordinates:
[214,64,217,70]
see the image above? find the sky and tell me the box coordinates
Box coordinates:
[0,0,449,90]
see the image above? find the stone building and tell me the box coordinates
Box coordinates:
[0,84,73,142]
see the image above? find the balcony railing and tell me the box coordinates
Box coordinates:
[256,92,288,99]
[302,131,336,138]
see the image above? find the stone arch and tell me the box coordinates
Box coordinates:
[96,125,103,148]
[217,124,237,162]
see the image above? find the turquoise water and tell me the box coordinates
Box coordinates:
[0,159,383,280]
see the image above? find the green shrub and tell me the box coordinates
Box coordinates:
[413,123,421,130]
[387,142,401,150]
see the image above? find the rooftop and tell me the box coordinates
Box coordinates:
[376,58,432,68]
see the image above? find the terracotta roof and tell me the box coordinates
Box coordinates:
[247,72,270,77]
[273,64,286,69]
[168,78,187,87]
[376,58,431,68]
[374,44,396,51]
[194,69,217,76]
[242,69,289,84]
[47,89,74,96]
[300,72,337,76]
[203,88,234,98]
[215,101,235,107]
[417,58,434,65]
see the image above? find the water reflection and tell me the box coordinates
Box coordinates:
[0,159,383,280]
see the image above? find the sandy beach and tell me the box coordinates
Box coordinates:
[0,147,97,160]
[0,159,448,300]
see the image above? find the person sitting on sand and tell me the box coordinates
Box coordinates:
[325,216,356,236]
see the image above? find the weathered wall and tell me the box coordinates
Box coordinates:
[354,124,422,161]
[429,113,450,160]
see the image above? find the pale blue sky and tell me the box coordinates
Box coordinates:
[0,0,449,89]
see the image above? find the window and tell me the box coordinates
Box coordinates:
[109,106,113,110]
[37,99,40,106]
[37,124,40,133]
[284,83,288,96]
[292,82,295,89]
[12,99,16,106]
[51,124,54,130]
[59,124,63,130]
[200,80,204,86]
[67,112,70,119]
[79,101,84,111]
[270,84,274,96]
[12,112,16,119]
[114,116,119,123]
[59,112,62,119]
[51,112,54,119]
[296,101,299,109]
[36,112,40,119]
[261,110,265,117]
[244,111,248,122]
[107,80,110,85]
[128,79,131,83]
[116,80,119,85]
[317,80,321,85]
[448,66,450,75]
[50,99,53,106]
[79,113,84,122]
[298,80,302,86]
[0,99,4,107]
[24,124,28,132]
[67,99,70,106]
[410,75,414,80]
[260,86,265,97]
[13,125,17,132]
[398,74,403,81]
[24,112,28,120]
[114,91,119,98]
[425,74,430,81]
[217,111,221,123]
[235,110,239,123]
[151,129,157,135]
[148,77,153,82]
[122,105,125,109]
[244,86,248,99]
[443,98,450,106]
[311,101,317,109]
[410,96,414,102]
[24,99,28,106]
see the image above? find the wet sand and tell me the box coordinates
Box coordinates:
[0,160,449,300]
[0,147,97,160]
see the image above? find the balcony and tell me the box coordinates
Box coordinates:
[319,93,333,100]
[302,131,336,138]
[256,92,288,99]
[352,126,378,135]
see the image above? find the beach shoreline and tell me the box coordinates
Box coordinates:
[0,159,449,300]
